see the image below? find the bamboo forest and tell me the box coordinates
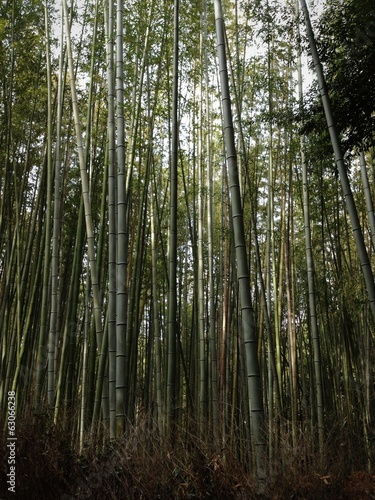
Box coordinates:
[1,0,375,497]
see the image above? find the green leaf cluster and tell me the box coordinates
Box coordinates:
[303,0,375,155]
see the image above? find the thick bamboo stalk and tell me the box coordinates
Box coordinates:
[115,0,128,436]
[104,0,117,440]
[166,0,179,437]
[212,0,264,479]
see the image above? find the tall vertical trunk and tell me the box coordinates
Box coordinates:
[204,0,218,441]
[115,0,128,436]
[105,0,117,440]
[48,0,64,408]
[151,194,164,432]
[166,0,179,437]
[219,165,230,445]
[296,0,324,453]
[54,196,85,424]
[285,174,298,446]
[266,30,280,413]
[62,0,103,364]
[35,0,53,411]
[359,152,375,252]
[197,34,206,434]
[213,0,264,478]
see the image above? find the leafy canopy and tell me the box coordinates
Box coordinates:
[303,0,375,155]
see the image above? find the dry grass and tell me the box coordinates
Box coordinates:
[1,412,373,499]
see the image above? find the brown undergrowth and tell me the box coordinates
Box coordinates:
[1,412,374,499]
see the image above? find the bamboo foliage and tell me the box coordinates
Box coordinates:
[299,0,375,322]
[0,0,374,479]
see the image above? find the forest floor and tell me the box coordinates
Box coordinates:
[1,415,374,499]
[338,472,375,499]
